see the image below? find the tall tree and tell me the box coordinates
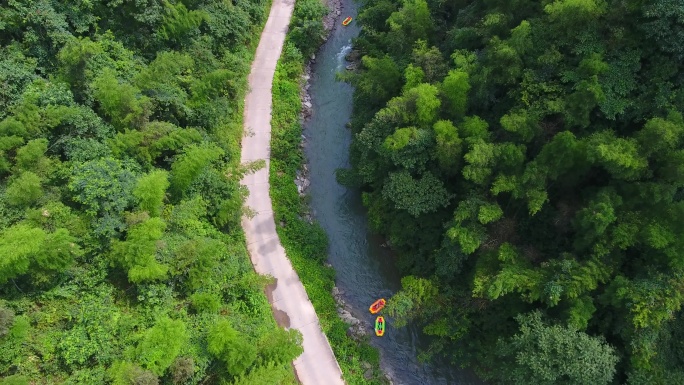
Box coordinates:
[109,217,168,283]
[486,311,618,385]
[169,143,224,197]
[133,170,169,217]
[136,317,188,376]
[207,319,257,377]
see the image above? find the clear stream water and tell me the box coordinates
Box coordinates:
[303,1,483,384]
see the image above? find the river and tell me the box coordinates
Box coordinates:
[302,1,482,384]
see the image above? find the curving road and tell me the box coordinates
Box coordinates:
[239,0,345,384]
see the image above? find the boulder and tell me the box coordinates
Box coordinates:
[346,324,367,341]
[385,373,394,384]
[338,309,356,325]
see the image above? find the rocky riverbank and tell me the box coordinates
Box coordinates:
[323,0,343,33]
[332,285,368,341]
[300,0,342,121]
[296,0,343,197]
[333,285,395,384]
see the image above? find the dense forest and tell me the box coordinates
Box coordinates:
[341,0,684,384]
[0,1,307,384]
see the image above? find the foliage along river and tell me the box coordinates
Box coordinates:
[303,1,482,384]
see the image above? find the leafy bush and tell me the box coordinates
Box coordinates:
[108,362,158,385]
[206,319,256,377]
[257,328,303,365]
[0,307,14,338]
[190,292,221,314]
[109,217,168,283]
[170,356,194,385]
[133,170,169,217]
[68,157,137,236]
[136,317,187,376]
[0,375,28,385]
[0,224,80,283]
[288,0,327,58]
[169,143,224,197]
[4,172,43,207]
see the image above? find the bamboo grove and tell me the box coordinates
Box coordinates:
[0,1,307,384]
[341,1,684,384]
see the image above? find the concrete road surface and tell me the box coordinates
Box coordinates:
[240,0,345,384]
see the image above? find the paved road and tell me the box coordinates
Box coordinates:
[240,0,345,384]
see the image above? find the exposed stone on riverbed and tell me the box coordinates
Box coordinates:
[294,164,310,195]
[344,49,361,71]
[332,286,368,341]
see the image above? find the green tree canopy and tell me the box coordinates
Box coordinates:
[207,319,257,377]
[91,68,152,131]
[133,170,169,217]
[0,0,291,383]
[257,328,303,366]
[108,361,158,385]
[4,171,43,207]
[109,217,168,283]
[136,317,187,376]
[0,224,80,283]
[488,311,618,385]
[170,143,224,197]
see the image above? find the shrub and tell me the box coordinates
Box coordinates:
[0,307,14,338]
[5,171,43,207]
[190,292,221,314]
[206,319,256,376]
[136,317,187,376]
[108,362,159,385]
[170,356,194,385]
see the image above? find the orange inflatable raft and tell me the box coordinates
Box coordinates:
[369,298,386,314]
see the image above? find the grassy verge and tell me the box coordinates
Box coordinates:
[268,1,387,384]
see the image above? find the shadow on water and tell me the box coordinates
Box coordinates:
[303,1,484,384]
